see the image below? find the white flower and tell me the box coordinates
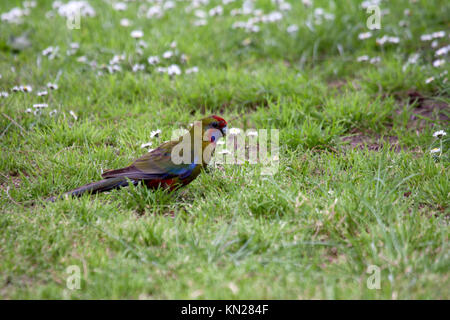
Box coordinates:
[195,9,207,18]
[420,34,432,41]
[113,2,127,11]
[433,130,446,138]
[77,56,88,63]
[433,59,445,67]
[132,64,145,72]
[167,64,181,76]
[0,91,9,98]
[156,67,167,73]
[357,55,369,62]
[170,41,177,48]
[146,5,163,18]
[110,54,125,65]
[279,2,292,11]
[421,31,446,41]
[140,142,153,149]
[358,32,372,40]
[150,129,161,138]
[147,56,160,65]
[218,149,231,155]
[21,85,32,92]
[33,103,48,108]
[425,77,434,84]
[435,45,450,56]
[42,46,58,56]
[137,40,148,48]
[1,7,27,24]
[185,67,199,74]
[209,6,223,16]
[408,53,420,64]
[120,18,131,27]
[246,130,258,136]
[49,109,57,116]
[370,56,381,64]
[130,30,143,39]
[376,35,400,45]
[47,83,58,90]
[163,1,175,10]
[430,148,441,154]
[69,110,78,120]
[229,128,241,135]
[12,86,20,92]
[388,36,400,44]
[25,108,32,113]
[163,51,173,59]
[57,1,96,18]
[431,31,445,38]
[287,25,299,34]
[193,19,207,26]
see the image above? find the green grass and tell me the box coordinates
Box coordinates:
[0,0,449,299]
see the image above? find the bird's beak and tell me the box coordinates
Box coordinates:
[221,126,227,136]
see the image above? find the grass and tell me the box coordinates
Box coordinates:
[0,0,449,299]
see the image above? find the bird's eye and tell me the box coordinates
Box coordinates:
[212,122,219,128]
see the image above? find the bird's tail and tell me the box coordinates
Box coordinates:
[47,177,133,202]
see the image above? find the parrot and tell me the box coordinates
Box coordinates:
[47,115,227,201]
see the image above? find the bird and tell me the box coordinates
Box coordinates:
[48,115,227,201]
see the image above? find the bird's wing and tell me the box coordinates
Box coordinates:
[101,140,198,180]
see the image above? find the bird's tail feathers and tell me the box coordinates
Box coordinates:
[47,177,133,202]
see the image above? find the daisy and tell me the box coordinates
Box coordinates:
[120,18,131,27]
[209,6,223,16]
[193,19,207,26]
[132,64,145,72]
[33,103,48,108]
[430,148,440,154]
[140,142,153,149]
[185,67,199,74]
[163,51,174,59]
[433,130,446,138]
[358,32,372,40]
[47,83,58,90]
[435,45,450,56]
[150,129,161,138]
[287,25,299,34]
[147,56,160,65]
[113,2,127,11]
[21,85,32,92]
[167,64,182,76]
[425,77,434,84]
[357,55,369,62]
[130,30,143,39]
[229,128,241,135]
[433,59,445,67]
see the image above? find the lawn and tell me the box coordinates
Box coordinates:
[0,0,448,299]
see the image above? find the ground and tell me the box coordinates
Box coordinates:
[0,0,449,299]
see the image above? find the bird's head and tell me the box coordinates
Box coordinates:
[194,115,228,144]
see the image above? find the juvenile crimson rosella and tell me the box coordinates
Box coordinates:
[48,115,227,201]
